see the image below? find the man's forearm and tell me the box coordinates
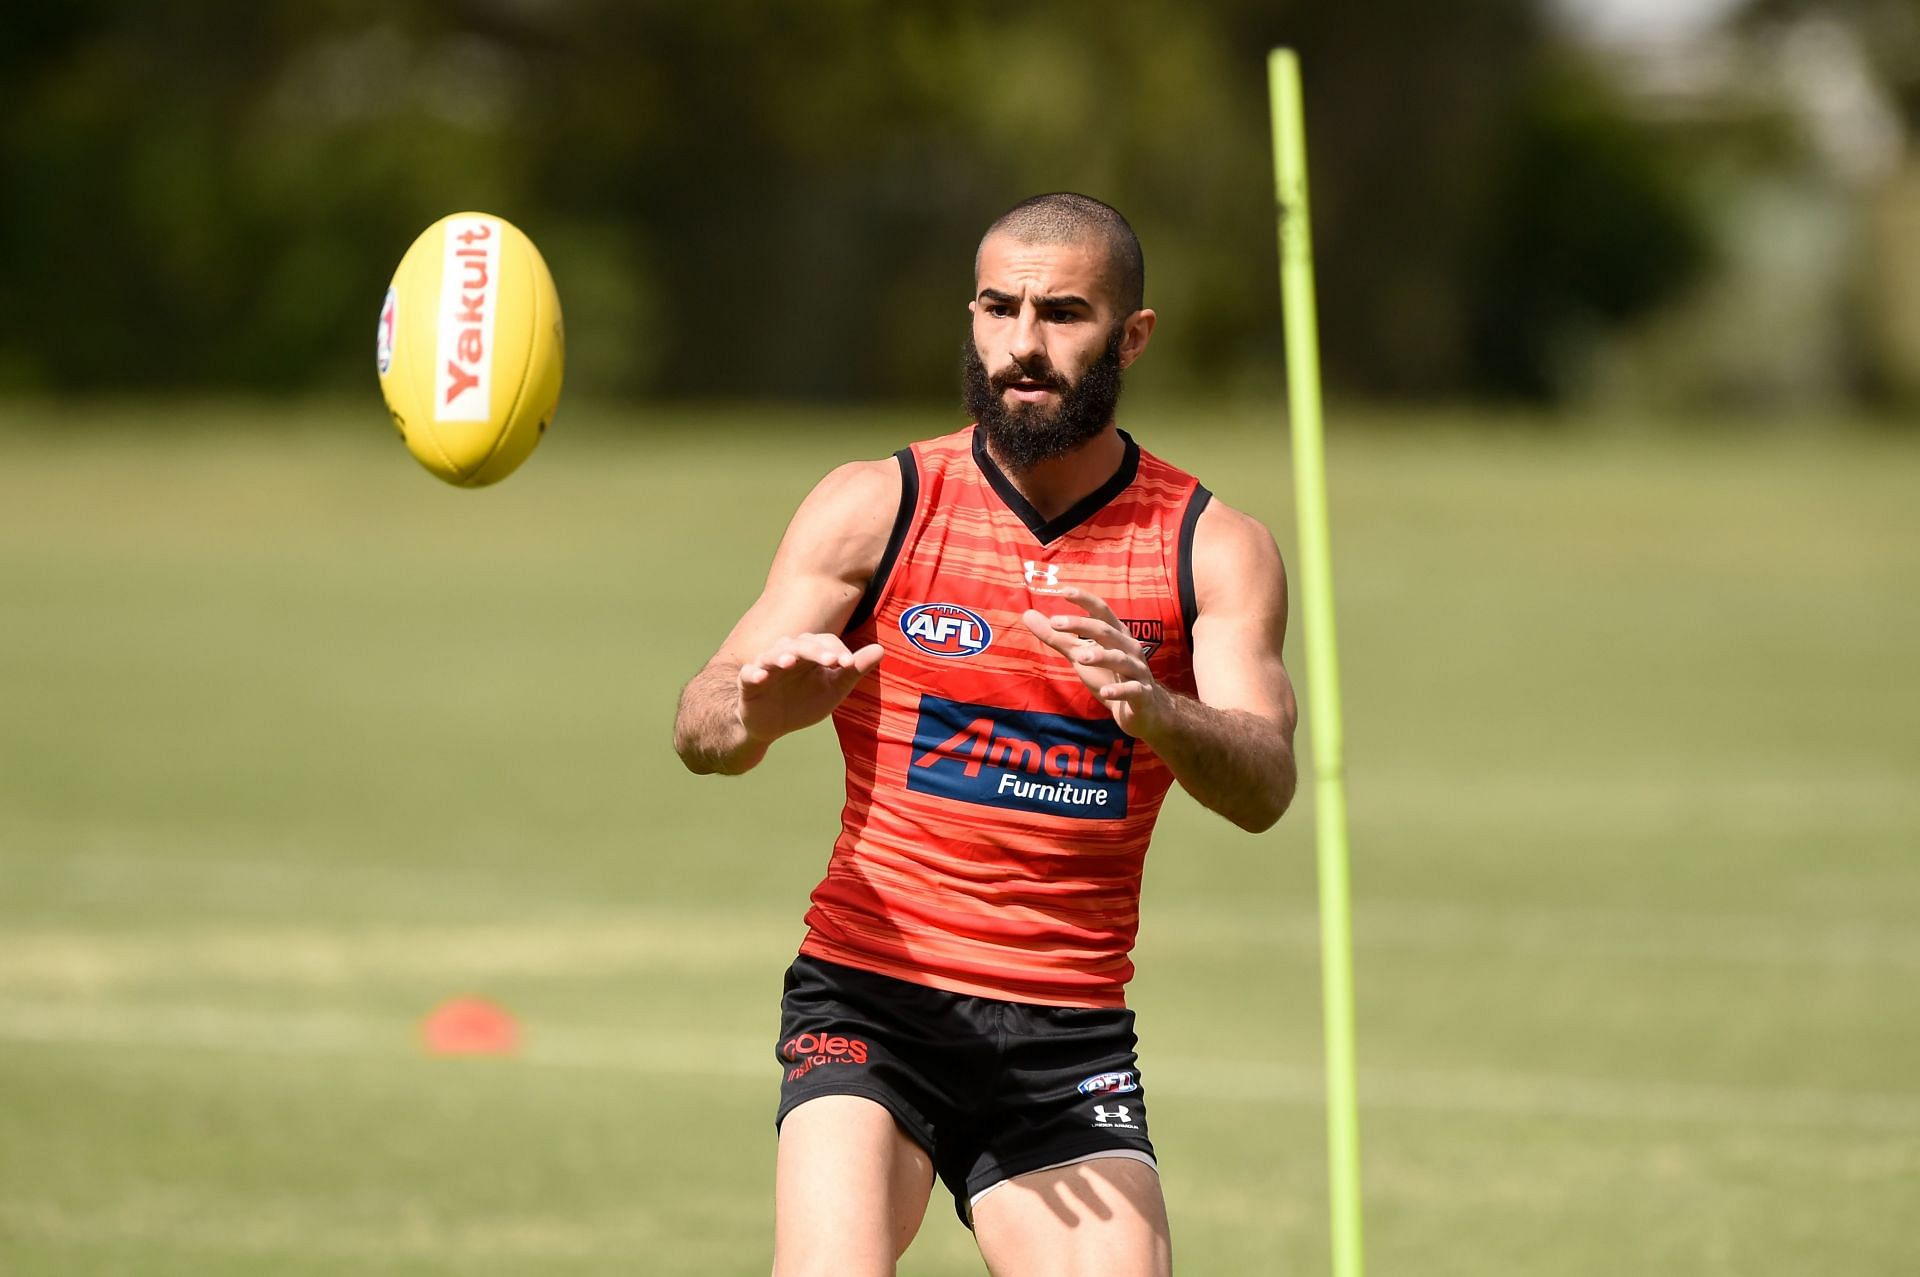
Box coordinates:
[673,663,768,776]
[1136,694,1296,833]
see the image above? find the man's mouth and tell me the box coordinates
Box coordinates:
[990,370,1067,401]
[1001,378,1060,403]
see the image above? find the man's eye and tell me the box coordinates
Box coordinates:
[1048,310,1078,323]
[987,304,1012,317]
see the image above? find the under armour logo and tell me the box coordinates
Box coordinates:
[1024,560,1060,588]
[1092,1104,1136,1128]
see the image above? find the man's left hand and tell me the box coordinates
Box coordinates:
[1022,586,1167,739]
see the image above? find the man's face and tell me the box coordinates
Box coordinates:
[964,233,1154,472]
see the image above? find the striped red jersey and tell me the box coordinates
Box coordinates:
[799,425,1213,1008]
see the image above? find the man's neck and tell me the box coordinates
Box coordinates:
[983,425,1126,522]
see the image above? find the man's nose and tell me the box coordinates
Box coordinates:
[1008,308,1045,367]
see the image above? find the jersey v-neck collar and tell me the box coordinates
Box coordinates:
[970,425,1141,547]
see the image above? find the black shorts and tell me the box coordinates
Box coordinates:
[774,955,1157,1225]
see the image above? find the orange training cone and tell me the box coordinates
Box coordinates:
[421,997,521,1056]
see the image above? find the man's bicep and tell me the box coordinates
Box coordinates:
[704,457,901,666]
[1191,610,1295,724]
[712,570,865,665]
[1188,502,1297,730]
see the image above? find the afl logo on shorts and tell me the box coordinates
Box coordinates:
[1077,1070,1139,1097]
[901,603,992,658]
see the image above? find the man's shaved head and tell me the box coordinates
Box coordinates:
[977,192,1145,316]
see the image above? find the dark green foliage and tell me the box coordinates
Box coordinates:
[0,2,1713,401]
[1467,65,1712,398]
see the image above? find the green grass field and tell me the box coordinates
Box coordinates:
[1,401,1916,1274]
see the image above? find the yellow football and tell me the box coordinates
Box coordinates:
[376,212,564,487]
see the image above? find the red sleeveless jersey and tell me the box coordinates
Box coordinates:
[799,425,1212,1008]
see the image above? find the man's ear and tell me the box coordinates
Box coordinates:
[1118,308,1157,369]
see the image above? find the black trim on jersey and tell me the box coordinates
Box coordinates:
[843,449,919,635]
[1177,484,1212,635]
[970,426,1141,546]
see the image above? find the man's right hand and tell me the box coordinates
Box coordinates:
[738,633,884,744]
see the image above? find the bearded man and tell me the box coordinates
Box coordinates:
[674,192,1298,1277]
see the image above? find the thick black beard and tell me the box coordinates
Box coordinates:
[962,324,1126,473]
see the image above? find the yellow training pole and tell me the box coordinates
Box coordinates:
[1268,47,1365,1277]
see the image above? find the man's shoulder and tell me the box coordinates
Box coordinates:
[1191,495,1287,616]
[782,456,906,573]
[811,455,904,504]
[1195,494,1277,547]
[796,424,977,548]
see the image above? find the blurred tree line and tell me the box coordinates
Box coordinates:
[2,1,1716,403]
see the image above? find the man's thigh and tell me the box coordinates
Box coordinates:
[971,1155,1172,1277]
[775,1094,935,1277]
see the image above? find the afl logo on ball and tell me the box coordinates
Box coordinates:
[901,603,992,658]
[376,287,397,375]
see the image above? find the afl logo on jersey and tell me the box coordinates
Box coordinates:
[901,603,993,658]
